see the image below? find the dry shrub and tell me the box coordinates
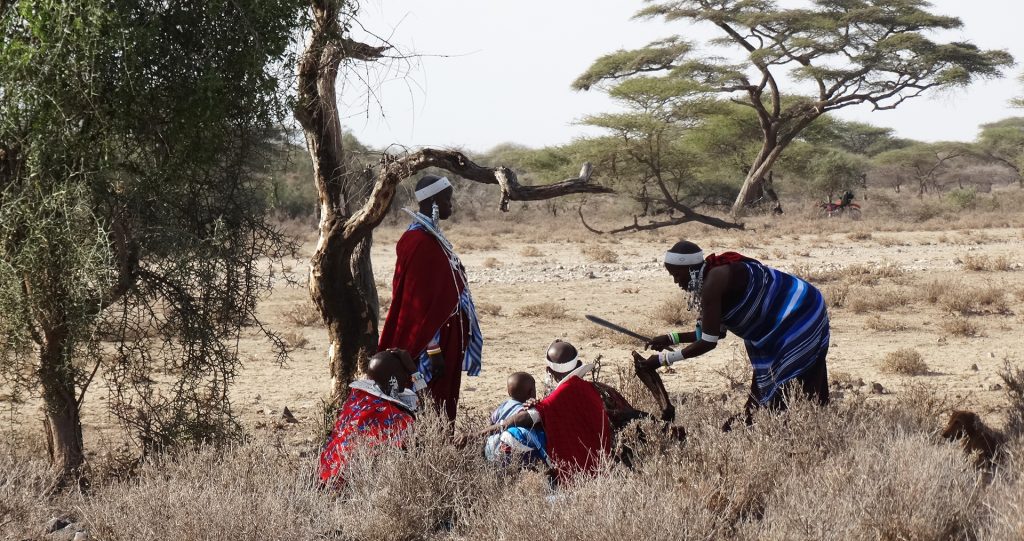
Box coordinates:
[940,289,978,315]
[713,348,752,391]
[874,235,907,247]
[475,302,502,317]
[998,360,1024,438]
[864,314,908,332]
[283,304,320,327]
[758,434,982,540]
[581,245,619,264]
[653,296,689,325]
[962,254,1012,272]
[921,279,951,304]
[514,302,568,320]
[519,245,543,257]
[821,284,849,309]
[849,287,909,314]
[281,330,309,351]
[482,257,501,269]
[881,348,929,376]
[975,286,1009,314]
[941,317,980,337]
[847,231,872,241]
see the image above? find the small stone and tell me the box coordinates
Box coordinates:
[870,382,884,395]
[263,408,274,415]
[989,352,996,358]
[281,406,298,424]
[970,364,979,371]
[74,532,90,541]
[989,383,1003,391]
[855,378,865,387]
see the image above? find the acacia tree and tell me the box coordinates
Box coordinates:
[295,1,610,401]
[872,143,966,195]
[0,0,303,482]
[574,0,1013,216]
[576,77,744,232]
[975,118,1024,186]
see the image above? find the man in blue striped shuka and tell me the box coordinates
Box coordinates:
[636,240,830,421]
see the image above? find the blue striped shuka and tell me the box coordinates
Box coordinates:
[721,262,830,405]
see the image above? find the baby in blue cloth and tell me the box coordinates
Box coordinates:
[484,372,548,465]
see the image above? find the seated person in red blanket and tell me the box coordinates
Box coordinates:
[469,340,612,483]
[317,349,424,485]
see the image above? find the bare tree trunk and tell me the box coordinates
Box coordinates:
[39,324,85,486]
[732,139,782,216]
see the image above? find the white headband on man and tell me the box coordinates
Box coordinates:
[414,176,452,202]
[546,346,580,373]
[664,250,704,266]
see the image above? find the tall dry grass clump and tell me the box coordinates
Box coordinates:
[515,302,569,320]
[581,245,619,264]
[881,348,930,375]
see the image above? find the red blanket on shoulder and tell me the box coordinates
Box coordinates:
[534,375,611,482]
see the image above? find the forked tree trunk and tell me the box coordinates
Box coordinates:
[297,2,612,403]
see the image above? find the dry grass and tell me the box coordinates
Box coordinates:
[475,302,502,317]
[864,314,909,332]
[848,286,910,314]
[283,304,320,327]
[846,231,872,241]
[5,394,1021,540]
[482,257,501,269]
[281,330,309,351]
[880,348,930,376]
[652,296,690,326]
[581,245,619,264]
[514,302,568,320]
[962,254,1012,272]
[519,245,543,257]
[940,317,980,337]
[821,284,849,309]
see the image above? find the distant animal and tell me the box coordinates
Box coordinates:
[941,410,1006,468]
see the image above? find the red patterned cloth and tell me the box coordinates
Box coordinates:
[379,227,470,420]
[704,251,757,269]
[317,387,415,485]
[534,375,611,483]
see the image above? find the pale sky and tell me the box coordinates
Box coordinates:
[338,0,1024,153]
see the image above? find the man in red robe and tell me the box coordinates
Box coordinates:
[318,349,419,485]
[468,340,611,483]
[378,175,483,422]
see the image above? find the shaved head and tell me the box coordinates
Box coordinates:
[367,349,413,394]
[507,372,536,402]
[546,340,581,382]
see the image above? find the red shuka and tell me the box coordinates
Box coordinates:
[317,387,414,485]
[534,375,612,482]
[378,228,469,420]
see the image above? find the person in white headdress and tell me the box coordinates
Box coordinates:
[378,174,484,422]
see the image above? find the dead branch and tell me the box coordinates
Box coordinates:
[578,203,744,235]
[344,150,609,241]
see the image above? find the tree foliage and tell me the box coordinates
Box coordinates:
[575,0,1013,215]
[0,0,304,478]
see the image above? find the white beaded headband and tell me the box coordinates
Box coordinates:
[546,343,580,373]
[414,176,452,202]
[664,250,704,266]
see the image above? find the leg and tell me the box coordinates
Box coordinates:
[795,346,830,406]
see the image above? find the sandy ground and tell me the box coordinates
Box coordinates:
[4,215,1024,451]
[237,218,1024,427]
